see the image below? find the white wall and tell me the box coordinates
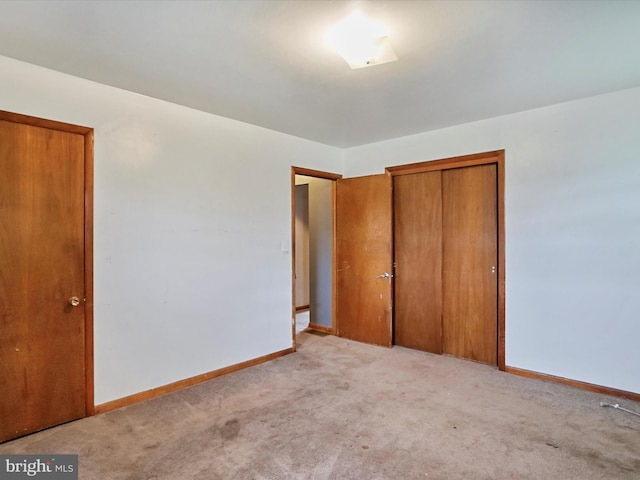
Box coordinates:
[344,86,640,394]
[0,55,342,405]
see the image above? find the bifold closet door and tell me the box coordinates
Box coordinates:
[442,164,498,364]
[393,172,442,353]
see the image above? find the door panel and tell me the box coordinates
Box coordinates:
[393,172,443,353]
[336,174,392,347]
[0,120,86,442]
[442,165,497,364]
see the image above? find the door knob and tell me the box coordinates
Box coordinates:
[68,296,81,307]
[376,272,393,279]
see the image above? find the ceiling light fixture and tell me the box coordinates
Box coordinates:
[326,11,398,69]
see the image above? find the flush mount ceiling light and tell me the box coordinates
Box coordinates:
[326,11,398,69]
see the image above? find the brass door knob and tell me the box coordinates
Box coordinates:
[69,296,81,307]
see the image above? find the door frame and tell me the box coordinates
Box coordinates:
[0,110,95,415]
[291,167,341,350]
[386,150,506,370]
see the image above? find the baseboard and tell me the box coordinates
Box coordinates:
[504,366,640,402]
[308,323,333,334]
[295,305,310,312]
[95,347,294,414]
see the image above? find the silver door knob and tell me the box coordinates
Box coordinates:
[376,272,393,279]
[69,296,81,307]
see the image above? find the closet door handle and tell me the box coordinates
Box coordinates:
[376,272,393,279]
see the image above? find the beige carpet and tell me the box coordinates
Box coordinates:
[2,330,639,479]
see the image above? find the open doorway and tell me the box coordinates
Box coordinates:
[291,167,341,347]
[294,181,310,331]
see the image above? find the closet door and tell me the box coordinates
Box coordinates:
[393,172,442,353]
[442,165,498,364]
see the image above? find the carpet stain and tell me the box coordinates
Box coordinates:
[220,418,240,440]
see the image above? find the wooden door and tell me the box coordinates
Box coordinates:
[0,117,89,442]
[393,172,443,353]
[442,165,497,364]
[336,174,392,347]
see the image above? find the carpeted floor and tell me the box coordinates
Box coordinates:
[2,331,639,479]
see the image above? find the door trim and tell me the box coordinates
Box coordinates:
[386,150,506,370]
[0,110,95,415]
[291,167,342,350]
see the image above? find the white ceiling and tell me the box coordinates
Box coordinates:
[1,0,639,148]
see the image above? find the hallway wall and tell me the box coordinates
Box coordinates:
[294,184,310,308]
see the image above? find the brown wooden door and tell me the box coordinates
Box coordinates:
[393,171,443,353]
[0,119,87,442]
[336,174,392,347]
[442,164,498,364]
